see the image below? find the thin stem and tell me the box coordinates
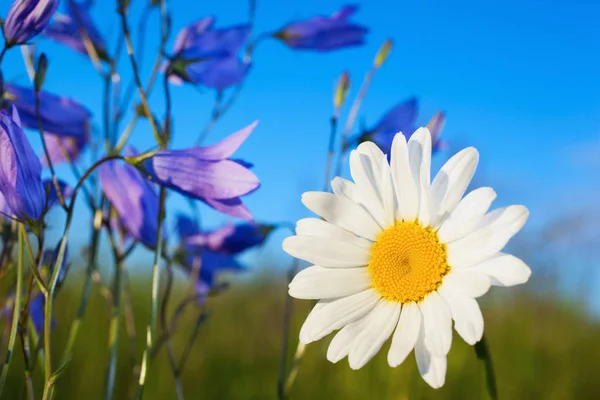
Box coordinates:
[0,45,8,64]
[135,187,167,399]
[177,309,207,373]
[123,273,137,367]
[35,90,67,210]
[334,67,377,178]
[323,116,338,191]
[475,333,498,400]
[58,207,102,366]
[0,223,24,395]
[103,244,125,400]
[19,328,35,400]
[276,258,300,400]
[117,2,162,145]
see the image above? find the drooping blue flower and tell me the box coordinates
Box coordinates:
[42,178,72,209]
[0,107,46,221]
[274,5,368,52]
[360,98,447,156]
[167,17,250,89]
[3,0,59,46]
[4,83,91,138]
[185,223,274,255]
[41,133,87,166]
[144,122,259,221]
[29,292,55,333]
[44,0,107,60]
[99,147,161,249]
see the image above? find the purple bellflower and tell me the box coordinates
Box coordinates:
[44,0,107,60]
[41,133,86,166]
[144,122,259,221]
[185,222,274,255]
[99,147,162,249]
[0,107,46,221]
[3,0,59,46]
[167,17,250,89]
[30,292,55,333]
[4,83,91,138]
[274,5,368,52]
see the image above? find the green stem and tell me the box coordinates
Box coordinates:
[0,223,24,395]
[475,333,499,400]
[323,116,338,191]
[135,187,167,399]
[103,255,124,400]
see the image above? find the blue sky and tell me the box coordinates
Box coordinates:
[1,0,599,262]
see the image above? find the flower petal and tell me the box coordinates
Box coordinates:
[301,191,381,241]
[418,291,452,356]
[331,177,358,202]
[327,313,370,363]
[288,266,371,299]
[407,128,432,226]
[295,218,372,249]
[437,187,496,243]
[349,145,386,227]
[282,235,370,268]
[438,286,484,345]
[473,252,531,287]
[447,205,529,268]
[299,289,380,344]
[390,132,418,221]
[379,152,396,228]
[388,302,421,367]
[190,121,257,160]
[348,300,400,369]
[442,268,491,298]
[414,328,447,389]
[430,147,479,228]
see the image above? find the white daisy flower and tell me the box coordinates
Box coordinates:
[282,128,531,389]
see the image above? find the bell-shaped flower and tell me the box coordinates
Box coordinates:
[185,222,274,255]
[144,122,259,221]
[0,107,46,221]
[3,0,59,46]
[44,0,107,60]
[274,5,368,52]
[167,17,250,89]
[4,83,91,138]
[41,133,86,166]
[99,147,161,249]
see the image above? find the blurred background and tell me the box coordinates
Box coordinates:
[1,0,600,398]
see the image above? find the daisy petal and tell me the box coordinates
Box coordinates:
[379,153,396,228]
[295,218,372,249]
[348,300,401,370]
[331,177,358,202]
[437,187,496,243]
[415,329,447,389]
[388,302,421,367]
[407,128,432,226]
[474,252,531,286]
[282,235,370,267]
[438,286,484,345]
[446,205,529,268]
[288,266,371,299]
[327,313,370,363]
[430,147,479,228]
[349,147,386,227]
[302,191,381,241]
[443,268,491,298]
[299,289,381,344]
[418,291,452,356]
[391,132,418,221]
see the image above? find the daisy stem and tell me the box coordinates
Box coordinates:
[475,333,498,400]
[0,222,24,396]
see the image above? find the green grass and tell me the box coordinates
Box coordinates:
[1,269,598,400]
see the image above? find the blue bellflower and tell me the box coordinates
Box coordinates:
[4,83,91,138]
[44,0,107,60]
[29,293,55,333]
[3,0,59,46]
[0,107,46,221]
[144,122,259,221]
[168,17,250,89]
[99,147,161,249]
[185,223,274,255]
[274,5,368,52]
[42,242,69,287]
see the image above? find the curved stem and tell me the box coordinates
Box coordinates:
[0,223,24,395]
[475,333,498,400]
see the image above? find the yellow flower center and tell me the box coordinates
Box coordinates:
[368,221,450,303]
